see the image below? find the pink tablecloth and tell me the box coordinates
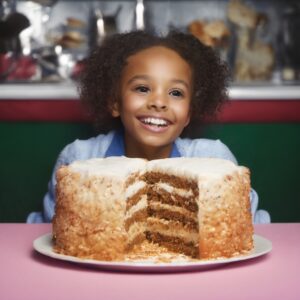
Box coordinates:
[0,223,299,300]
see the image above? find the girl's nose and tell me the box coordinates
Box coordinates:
[147,93,168,111]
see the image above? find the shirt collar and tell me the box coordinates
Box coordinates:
[105,129,181,158]
[170,142,181,157]
[104,129,125,157]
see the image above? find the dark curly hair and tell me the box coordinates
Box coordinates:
[79,30,229,134]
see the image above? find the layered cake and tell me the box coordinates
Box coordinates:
[53,157,254,262]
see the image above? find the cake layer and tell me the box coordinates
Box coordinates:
[126,218,199,255]
[147,207,198,230]
[125,205,198,231]
[125,208,148,231]
[148,187,198,212]
[144,171,198,191]
[145,231,199,258]
[126,221,147,248]
[156,182,194,198]
[125,180,146,199]
[126,188,148,210]
[149,201,198,223]
[147,217,199,242]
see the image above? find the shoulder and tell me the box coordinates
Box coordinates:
[175,137,238,164]
[57,131,115,165]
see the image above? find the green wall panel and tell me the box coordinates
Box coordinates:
[0,122,94,222]
[202,124,300,222]
[0,122,299,222]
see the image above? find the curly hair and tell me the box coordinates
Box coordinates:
[79,30,229,134]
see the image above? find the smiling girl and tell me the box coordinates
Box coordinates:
[27,30,270,224]
[112,45,192,160]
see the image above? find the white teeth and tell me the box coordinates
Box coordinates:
[142,117,168,126]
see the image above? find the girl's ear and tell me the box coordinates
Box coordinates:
[110,101,120,117]
[184,112,191,127]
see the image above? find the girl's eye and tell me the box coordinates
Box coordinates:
[170,89,184,98]
[135,86,149,93]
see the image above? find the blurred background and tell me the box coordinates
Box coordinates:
[0,0,299,222]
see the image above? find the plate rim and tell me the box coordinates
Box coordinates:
[33,233,272,271]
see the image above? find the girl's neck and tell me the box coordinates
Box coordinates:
[124,139,172,161]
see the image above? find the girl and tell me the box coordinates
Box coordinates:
[27,30,270,223]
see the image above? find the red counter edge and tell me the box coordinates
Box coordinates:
[1,99,300,123]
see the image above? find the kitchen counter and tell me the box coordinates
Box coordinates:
[0,223,299,300]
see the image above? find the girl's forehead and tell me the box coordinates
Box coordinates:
[120,46,193,91]
[124,46,192,74]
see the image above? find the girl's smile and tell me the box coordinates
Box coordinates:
[138,115,171,132]
[111,46,193,160]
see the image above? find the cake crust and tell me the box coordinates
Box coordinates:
[53,166,128,261]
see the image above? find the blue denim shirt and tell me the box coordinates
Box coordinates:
[27,130,270,224]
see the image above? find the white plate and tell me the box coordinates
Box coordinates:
[33,233,272,272]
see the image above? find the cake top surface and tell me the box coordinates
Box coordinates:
[69,156,147,178]
[147,157,245,179]
[68,157,245,180]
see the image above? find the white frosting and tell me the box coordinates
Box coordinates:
[127,218,198,244]
[125,198,197,222]
[126,195,147,218]
[156,182,193,197]
[69,157,146,178]
[125,181,146,199]
[69,157,243,181]
[147,217,199,242]
[149,202,198,221]
[147,157,242,179]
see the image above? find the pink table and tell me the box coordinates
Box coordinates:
[0,223,299,300]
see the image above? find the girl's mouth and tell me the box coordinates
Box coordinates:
[138,117,171,132]
[140,117,170,126]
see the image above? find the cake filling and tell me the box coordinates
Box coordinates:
[125,172,200,258]
[145,231,199,258]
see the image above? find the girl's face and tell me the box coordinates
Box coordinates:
[112,46,192,159]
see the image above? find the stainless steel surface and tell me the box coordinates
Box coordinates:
[228,84,300,100]
[1,83,299,100]
[0,82,78,99]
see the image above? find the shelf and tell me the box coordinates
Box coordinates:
[1,82,300,100]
